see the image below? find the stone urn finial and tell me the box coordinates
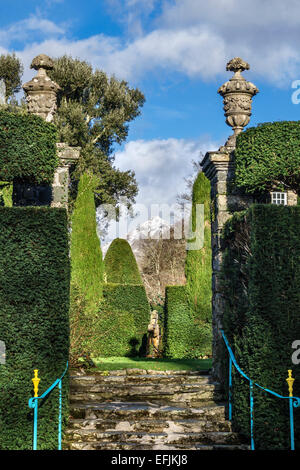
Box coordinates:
[23,54,60,122]
[218,57,259,151]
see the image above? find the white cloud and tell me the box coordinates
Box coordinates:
[4,0,300,91]
[8,0,300,87]
[0,16,65,46]
[100,136,218,244]
[114,137,218,207]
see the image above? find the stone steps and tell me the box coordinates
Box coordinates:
[64,429,242,446]
[68,417,232,433]
[66,441,250,451]
[65,369,248,451]
[70,373,224,404]
[70,401,227,421]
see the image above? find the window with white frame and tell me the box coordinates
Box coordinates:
[270,191,287,205]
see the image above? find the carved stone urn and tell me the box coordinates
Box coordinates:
[218,57,259,151]
[23,54,60,122]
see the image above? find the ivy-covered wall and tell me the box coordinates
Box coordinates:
[0,207,70,450]
[221,204,300,450]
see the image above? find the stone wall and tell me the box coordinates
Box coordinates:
[201,150,253,382]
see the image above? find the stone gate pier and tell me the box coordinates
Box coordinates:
[201,58,258,383]
[21,54,79,208]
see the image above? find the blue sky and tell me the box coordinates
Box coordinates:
[2,0,300,239]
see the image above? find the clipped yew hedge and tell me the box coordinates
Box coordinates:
[235,121,300,194]
[104,238,143,285]
[0,207,70,450]
[185,171,212,323]
[0,110,58,184]
[164,171,212,359]
[99,284,149,356]
[221,204,300,450]
[164,286,211,358]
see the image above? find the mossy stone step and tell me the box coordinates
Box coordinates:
[65,441,250,451]
[70,374,212,386]
[64,428,242,446]
[67,417,232,433]
[65,371,247,450]
[69,401,227,421]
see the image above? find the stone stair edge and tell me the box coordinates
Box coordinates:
[64,441,250,451]
[70,369,210,377]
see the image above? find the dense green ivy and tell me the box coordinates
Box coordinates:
[235,121,300,194]
[0,110,58,184]
[0,208,70,450]
[221,204,300,450]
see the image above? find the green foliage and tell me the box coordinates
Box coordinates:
[0,182,12,207]
[69,173,104,364]
[0,208,70,450]
[71,283,150,358]
[48,55,144,208]
[164,286,212,359]
[221,204,300,450]
[104,283,149,335]
[71,172,104,303]
[92,357,212,371]
[0,110,58,184]
[0,52,24,101]
[235,121,300,194]
[104,238,143,285]
[164,172,212,358]
[185,172,212,323]
[101,283,149,356]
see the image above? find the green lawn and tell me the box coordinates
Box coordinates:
[89,357,212,372]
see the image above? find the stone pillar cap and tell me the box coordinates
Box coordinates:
[23,54,60,93]
[30,54,55,71]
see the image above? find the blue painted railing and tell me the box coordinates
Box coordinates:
[28,362,68,450]
[221,330,300,450]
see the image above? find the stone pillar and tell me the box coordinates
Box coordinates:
[201,58,258,383]
[52,144,80,208]
[22,54,80,208]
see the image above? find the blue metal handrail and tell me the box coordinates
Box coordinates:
[28,362,68,450]
[221,330,300,450]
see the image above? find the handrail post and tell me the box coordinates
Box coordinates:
[58,379,62,450]
[33,398,38,451]
[229,356,232,421]
[29,362,68,451]
[289,398,295,451]
[249,380,255,450]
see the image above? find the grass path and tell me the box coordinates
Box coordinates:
[89,357,212,372]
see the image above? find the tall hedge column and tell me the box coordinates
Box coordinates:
[201,58,258,383]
